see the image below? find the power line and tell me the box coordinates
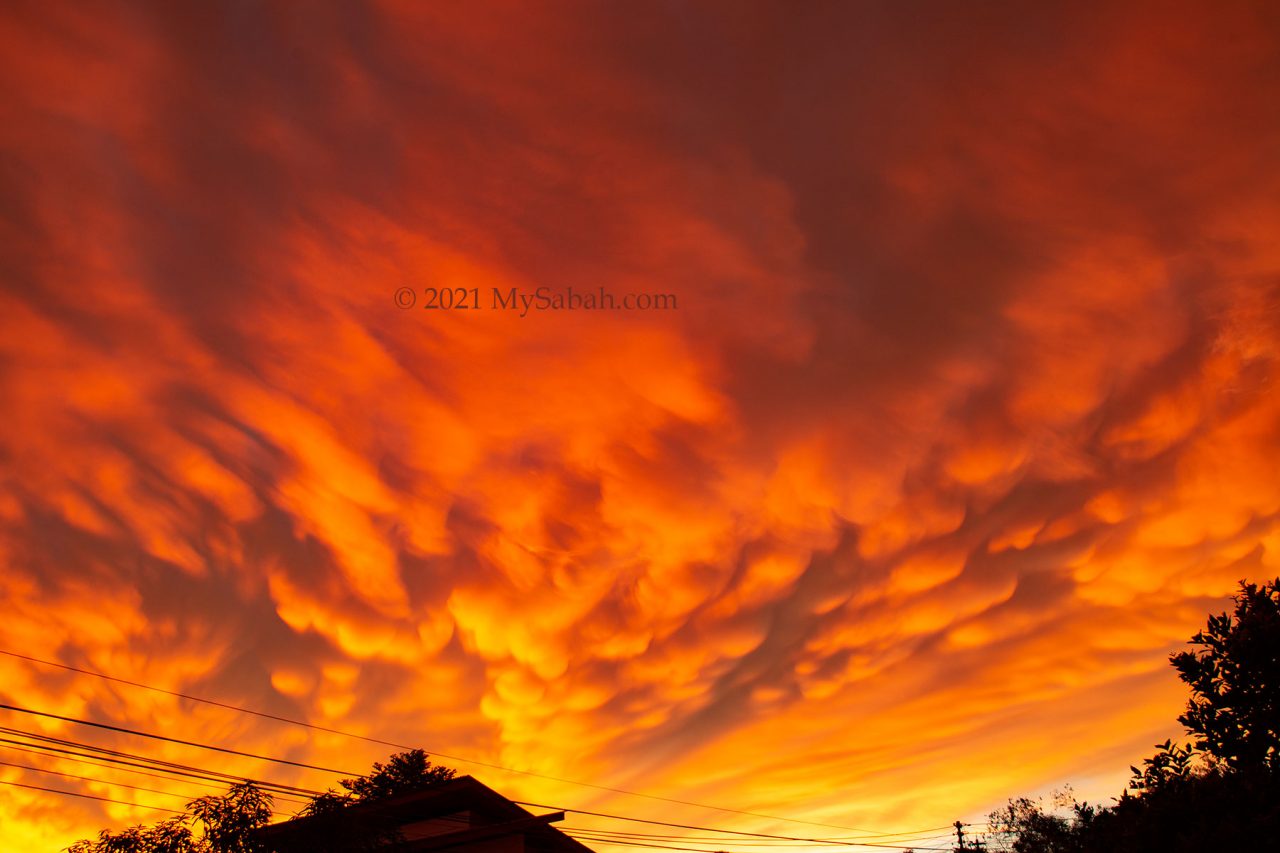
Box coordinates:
[565,829,957,850]
[564,830,937,846]
[0,731,241,788]
[0,648,932,836]
[3,727,958,852]
[0,778,183,814]
[0,758,206,802]
[561,835,942,852]
[565,828,961,846]
[564,828,961,851]
[562,824,965,845]
[550,812,985,849]
[515,802,957,849]
[0,678,967,847]
[563,835,753,853]
[0,725,323,795]
[0,701,359,777]
[0,730,967,853]
[1,741,258,796]
[3,736,941,852]
[0,748,313,815]
[0,728,320,802]
[0,702,961,850]
[0,759,309,826]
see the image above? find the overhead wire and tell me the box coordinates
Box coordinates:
[563,831,913,847]
[559,823,968,844]
[0,701,359,776]
[0,740,314,824]
[0,727,960,849]
[562,836,763,853]
[514,801,959,846]
[1,740,261,795]
[0,778,183,814]
[0,726,321,799]
[0,742,309,819]
[562,831,961,853]
[0,730,960,853]
[1,655,974,845]
[0,758,206,802]
[0,648,948,837]
[0,722,318,804]
[561,832,957,852]
[563,828,962,846]
[0,699,962,846]
[3,727,966,851]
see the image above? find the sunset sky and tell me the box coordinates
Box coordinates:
[2,1,1279,850]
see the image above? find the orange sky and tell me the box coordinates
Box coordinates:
[2,1,1279,850]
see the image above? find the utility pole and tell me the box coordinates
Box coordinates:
[953,820,966,851]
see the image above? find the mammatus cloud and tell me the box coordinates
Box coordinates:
[2,1,1279,850]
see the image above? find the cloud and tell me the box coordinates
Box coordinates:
[2,0,1279,848]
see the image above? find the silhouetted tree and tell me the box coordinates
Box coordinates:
[293,748,455,819]
[340,748,456,802]
[279,750,457,852]
[1170,578,1280,772]
[982,578,1280,853]
[985,790,1093,853]
[65,818,195,853]
[1126,737,1197,794]
[66,782,268,853]
[189,783,272,852]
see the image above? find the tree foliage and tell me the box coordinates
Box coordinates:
[986,790,1096,853]
[339,748,456,802]
[280,749,457,852]
[1171,578,1280,772]
[296,747,457,816]
[65,783,268,853]
[1127,738,1197,794]
[980,578,1280,853]
[66,818,196,853]
[189,783,273,853]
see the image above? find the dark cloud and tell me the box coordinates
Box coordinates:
[2,1,1279,848]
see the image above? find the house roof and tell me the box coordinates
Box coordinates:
[255,775,598,853]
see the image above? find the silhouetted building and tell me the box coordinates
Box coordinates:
[256,775,598,853]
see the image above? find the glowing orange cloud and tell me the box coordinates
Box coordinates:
[2,1,1279,851]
